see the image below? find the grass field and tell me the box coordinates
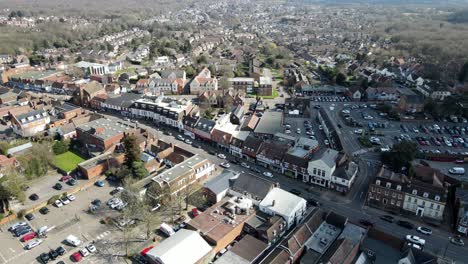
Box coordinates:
[54,151,85,172]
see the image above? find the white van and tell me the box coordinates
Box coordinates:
[66,235,82,246]
[160,223,175,237]
[449,167,465,175]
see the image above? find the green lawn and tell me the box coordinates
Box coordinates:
[54,151,85,172]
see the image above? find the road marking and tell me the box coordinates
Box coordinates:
[0,252,6,263]
[7,248,14,254]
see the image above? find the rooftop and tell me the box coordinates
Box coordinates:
[204,169,240,195]
[76,118,135,141]
[14,109,48,125]
[305,221,342,254]
[254,111,283,135]
[259,187,306,217]
[152,155,205,183]
[10,70,58,80]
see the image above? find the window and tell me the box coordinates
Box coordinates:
[377,188,381,193]
[321,170,325,177]
[396,185,402,191]
[422,201,425,206]
[408,197,411,202]
[376,180,381,186]
[430,203,434,209]
[383,198,388,204]
[391,199,395,205]
[384,191,389,196]
[423,192,429,198]
[392,193,396,198]
[313,168,317,175]
[437,204,440,210]
[398,194,403,199]
[396,201,401,207]
[386,182,391,188]
[412,189,417,195]
[435,195,440,201]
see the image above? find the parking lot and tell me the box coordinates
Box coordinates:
[0,181,119,264]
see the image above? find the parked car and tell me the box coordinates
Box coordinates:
[95,180,105,187]
[15,227,32,237]
[71,252,83,262]
[54,200,64,208]
[29,193,39,201]
[307,198,320,207]
[220,162,230,168]
[191,208,199,217]
[290,189,301,196]
[53,183,63,190]
[39,207,49,214]
[397,220,414,229]
[67,178,77,186]
[21,232,37,242]
[406,235,425,246]
[26,239,43,250]
[39,252,50,263]
[417,227,432,235]
[25,213,35,221]
[263,171,273,178]
[56,246,66,256]
[49,249,59,260]
[184,139,193,145]
[67,194,76,201]
[60,197,70,205]
[380,215,394,223]
[60,175,72,182]
[86,244,97,253]
[9,222,28,231]
[241,162,250,169]
[217,153,226,159]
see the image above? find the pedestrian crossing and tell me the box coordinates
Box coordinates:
[95,230,111,240]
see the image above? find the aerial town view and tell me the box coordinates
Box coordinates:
[0,0,468,263]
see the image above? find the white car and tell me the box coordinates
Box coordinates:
[67,194,76,201]
[55,200,63,208]
[263,172,273,178]
[86,244,97,253]
[407,243,422,250]
[220,162,230,168]
[285,130,291,134]
[80,248,90,257]
[217,154,226,159]
[241,162,250,169]
[185,139,192,144]
[406,235,425,246]
[319,125,323,130]
[60,197,70,205]
[417,227,432,235]
[296,129,301,134]
[26,239,43,250]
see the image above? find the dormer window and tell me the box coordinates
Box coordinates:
[396,185,402,191]
[435,195,440,201]
[423,192,429,198]
[386,183,391,188]
[412,189,417,195]
[376,180,381,186]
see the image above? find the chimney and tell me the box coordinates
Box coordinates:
[272,200,275,206]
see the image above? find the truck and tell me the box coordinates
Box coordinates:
[66,235,82,247]
[449,167,465,175]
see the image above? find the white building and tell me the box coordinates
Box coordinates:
[305,149,339,188]
[145,229,212,264]
[190,67,218,94]
[402,186,446,221]
[431,90,451,101]
[259,187,307,229]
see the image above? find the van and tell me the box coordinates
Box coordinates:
[159,223,175,237]
[66,235,82,247]
[449,167,465,175]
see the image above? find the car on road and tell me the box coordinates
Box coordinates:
[185,139,193,144]
[450,236,464,246]
[251,167,262,173]
[54,200,64,207]
[39,252,50,263]
[95,180,105,187]
[307,198,320,207]
[417,227,432,235]
[220,162,230,168]
[217,153,226,159]
[359,219,375,228]
[319,125,323,130]
[380,215,394,223]
[86,244,97,253]
[26,239,43,250]
[72,252,83,262]
[397,220,414,229]
[406,235,425,246]
[192,143,201,148]
[53,183,63,190]
[39,207,49,214]
[407,242,422,250]
[29,193,39,201]
[263,172,273,178]
[25,213,35,221]
[241,162,250,169]
[56,246,66,256]
[290,189,301,196]
[67,194,76,201]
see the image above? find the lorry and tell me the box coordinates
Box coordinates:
[66,235,82,247]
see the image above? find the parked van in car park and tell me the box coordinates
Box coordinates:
[160,223,175,237]
[449,167,465,175]
[66,235,82,246]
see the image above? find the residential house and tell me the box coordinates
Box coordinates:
[402,179,446,221]
[431,90,451,101]
[242,136,264,162]
[80,81,106,108]
[244,213,286,244]
[192,117,215,142]
[11,109,50,137]
[190,67,218,94]
[331,161,359,194]
[101,93,142,117]
[346,87,363,101]
[228,77,255,93]
[367,166,408,213]
[213,235,268,264]
[259,187,307,229]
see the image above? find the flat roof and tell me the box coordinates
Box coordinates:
[76,118,135,141]
[305,221,342,254]
[152,155,205,183]
[254,111,283,135]
[10,70,58,80]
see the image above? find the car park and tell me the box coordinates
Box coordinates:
[417,226,432,235]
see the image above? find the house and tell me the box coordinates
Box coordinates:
[256,141,289,171]
[192,118,215,142]
[346,87,363,101]
[242,136,264,162]
[228,77,255,93]
[77,152,124,179]
[366,87,399,101]
[259,187,307,229]
[331,161,359,194]
[213,235,268,264]
[282,137,319,179]
[305,149,339,188]
[230,172,278,203]
[11,109,50,137]
[145,229,212,264]
[101,93,142,117]
[76,118,138,153]
[244,213,285,244]
[149,155,214,198]
[203,169,240,204]
[0,91,17,104]
[402,179,446,221]
[367,166,408,213]
[257,76,273,96]
[431,90,451,101]
[190,67,218,94]
[186,195,255,254]
[80,81,106,107]
[230,105,244,125]
[53,102,82,121]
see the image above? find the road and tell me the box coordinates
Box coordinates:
[97,112,468,262]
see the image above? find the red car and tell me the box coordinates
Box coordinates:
[60,175,72,182]
[72,252,82,262]
[191,208,199,217]
[21,232,37,242]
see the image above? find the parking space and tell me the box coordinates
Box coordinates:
[283,116,328,146]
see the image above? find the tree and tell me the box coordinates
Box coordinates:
[131,161,148,179]
[382,141,419,171]
[0,168,27,202]
[185,65,196,78]
[208,65,216,76]
[458,62,468,83]
[52,140,69,155]
[336,73,347,86]
[123,135,141,167]
[196,55,208,64]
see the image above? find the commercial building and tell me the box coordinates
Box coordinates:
[11,109,50,137]
[259,187,307,229]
